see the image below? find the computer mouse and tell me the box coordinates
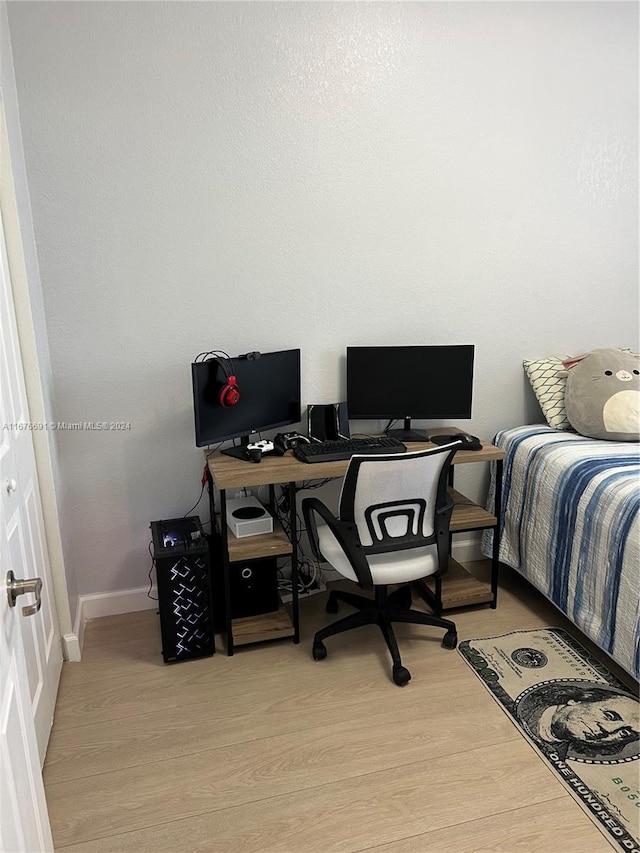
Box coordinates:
[246,447,263,463]
[431,433,482,450]
[456,433,482,450]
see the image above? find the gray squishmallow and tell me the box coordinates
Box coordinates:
[563,348,640,441]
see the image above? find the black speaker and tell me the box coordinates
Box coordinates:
[150,517,215,663]
[208,532,279,625]
[307,402,350,441]
[228,558,280,618]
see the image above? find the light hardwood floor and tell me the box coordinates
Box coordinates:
[44,562,635,853]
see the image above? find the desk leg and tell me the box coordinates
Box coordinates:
[288,482,300,643]
[442,466,455,616]
[490,459,503,609]
[218,488,234,655]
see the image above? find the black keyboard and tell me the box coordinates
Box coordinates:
[293,437,406,463]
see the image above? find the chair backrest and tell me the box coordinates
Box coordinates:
[338,444,459,555]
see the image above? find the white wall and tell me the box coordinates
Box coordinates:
[6,2,639,606]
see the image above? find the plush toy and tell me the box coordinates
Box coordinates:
[563,348,640,441]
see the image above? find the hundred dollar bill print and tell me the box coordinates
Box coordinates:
[459,628,639,853]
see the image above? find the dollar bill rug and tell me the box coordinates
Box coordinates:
[459,628,639,853]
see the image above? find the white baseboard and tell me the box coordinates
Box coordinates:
[79,586,159,620]
[74,585,158,656]
[69,538,484,657]
[451,534,484,564]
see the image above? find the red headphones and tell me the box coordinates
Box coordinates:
[219,371,240,407]
[202,350,240,407]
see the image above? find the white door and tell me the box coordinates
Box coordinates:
[0,169,59,846]
[0,501,54,853]
[0,205,62,760]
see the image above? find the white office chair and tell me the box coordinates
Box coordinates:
[302,443,460,686]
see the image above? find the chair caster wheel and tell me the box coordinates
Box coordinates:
[392,665,411,686]
[442,630,458,650]
[312,642,327,661]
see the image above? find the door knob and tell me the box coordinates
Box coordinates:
[6,570,42,617]
[5,478,17,494]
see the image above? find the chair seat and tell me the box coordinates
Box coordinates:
[316,523,439,585]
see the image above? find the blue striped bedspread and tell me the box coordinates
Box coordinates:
[487,425,640,680]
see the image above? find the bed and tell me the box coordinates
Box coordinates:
[485,425,640,680]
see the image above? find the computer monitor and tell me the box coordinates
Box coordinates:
[346,345,475,441]
[192,349,301,456]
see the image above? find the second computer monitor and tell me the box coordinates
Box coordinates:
[346,345,475,441]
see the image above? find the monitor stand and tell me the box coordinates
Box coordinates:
[221,446,251,460]
[386,418,429,442]
[221,435,252,460]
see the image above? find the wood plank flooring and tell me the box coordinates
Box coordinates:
[44,563,635,852]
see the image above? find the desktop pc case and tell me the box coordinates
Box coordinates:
[150,516,215,663]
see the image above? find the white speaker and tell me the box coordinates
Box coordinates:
[225,496,273,539]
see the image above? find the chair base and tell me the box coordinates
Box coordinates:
[312,585,457,686]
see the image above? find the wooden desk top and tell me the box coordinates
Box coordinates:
[206,439,506,491]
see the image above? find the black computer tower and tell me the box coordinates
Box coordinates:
[150,516,215,663]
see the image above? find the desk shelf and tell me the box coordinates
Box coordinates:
[220,519,297,648]
[417,477,503,614]
[450,488,497,531]
[231,604,295,647]
[207,476,301,656]
[223,518,293,562]
[418,558,494,610]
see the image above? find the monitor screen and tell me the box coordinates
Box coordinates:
[192,349,301,448]
[346,345,474,439]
